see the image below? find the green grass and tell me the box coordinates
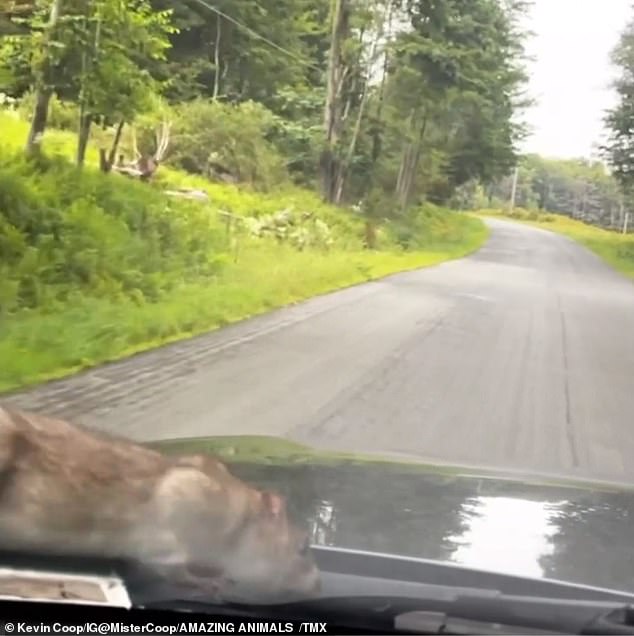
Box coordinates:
[475,207,634,279]
[0,110,489,392]
[0,244,487,392]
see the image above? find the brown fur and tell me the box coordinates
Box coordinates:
[0,406,320,602]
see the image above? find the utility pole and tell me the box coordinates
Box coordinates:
[624,211,630,235]
[509,166,519,213]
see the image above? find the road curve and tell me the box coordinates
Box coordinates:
[5,218,634,483]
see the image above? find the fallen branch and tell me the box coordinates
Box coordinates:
[164,188,210,202]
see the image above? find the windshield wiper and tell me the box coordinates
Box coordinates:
[145,593,634,635]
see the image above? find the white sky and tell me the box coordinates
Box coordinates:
[521,0,632,159]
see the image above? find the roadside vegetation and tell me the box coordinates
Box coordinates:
[0,0,529,392]
[0,110,487,393]
[475,208,634,280]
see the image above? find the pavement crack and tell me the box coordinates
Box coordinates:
[558,296,579,468]
[296,314,447,441]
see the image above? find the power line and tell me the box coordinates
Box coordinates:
[188,0,323,73]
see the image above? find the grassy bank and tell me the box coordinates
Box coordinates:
[0,244,486,393]
[475,208,634,279]
[0,112,488,393]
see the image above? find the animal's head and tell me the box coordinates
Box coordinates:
[159,453,320,603]
[222,488,320,602]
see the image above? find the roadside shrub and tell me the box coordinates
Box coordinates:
[266,87,324,187]
[387,204,476,251]
[167,99,288,190]
[0,152,227,314]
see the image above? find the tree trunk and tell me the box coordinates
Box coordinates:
[76,110,93,167]
[334,167,346,204]
[25,0,62,155]
[100,119,125,173]
[395,110,428,209]
[324,0,344,137]
[333,75,369,204]
[107,119,125,170]
[321,0,348,203]
[334,2,389,205]
[26,88,53,155]
[320,150,338,203]
[395,144,413,208]
[404,121,427,204]
[371,44,390,166]
[212,16,222,100]
[394,109,414,203]
[364,220,377,249]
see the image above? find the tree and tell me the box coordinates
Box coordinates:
[321,0,349,203]
[332,0,393,204]
[122,0,529,209]
[0,0,34,37]
[1,0,174,163]
[70,0,175,166]
[149,0,327,106]
[483,155,623,228]
[0,0,532,211]
[604,14,634,200]
[320,0,398,204]
[357,0,529,209]
[23,0,62,154]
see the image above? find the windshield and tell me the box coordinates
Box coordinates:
[1,0,634,609]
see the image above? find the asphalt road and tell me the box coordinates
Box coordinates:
[5,218,634,483]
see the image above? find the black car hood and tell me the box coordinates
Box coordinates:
[153,436,634,597]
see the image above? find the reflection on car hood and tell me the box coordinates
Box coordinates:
[153,436,634,596]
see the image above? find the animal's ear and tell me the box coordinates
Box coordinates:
[176,454,229,474]
[175,454,207,469]
[260,491,285,518]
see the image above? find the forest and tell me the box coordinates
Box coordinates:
[0,0,530,205]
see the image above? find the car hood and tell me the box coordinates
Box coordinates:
[152,436,634,596]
